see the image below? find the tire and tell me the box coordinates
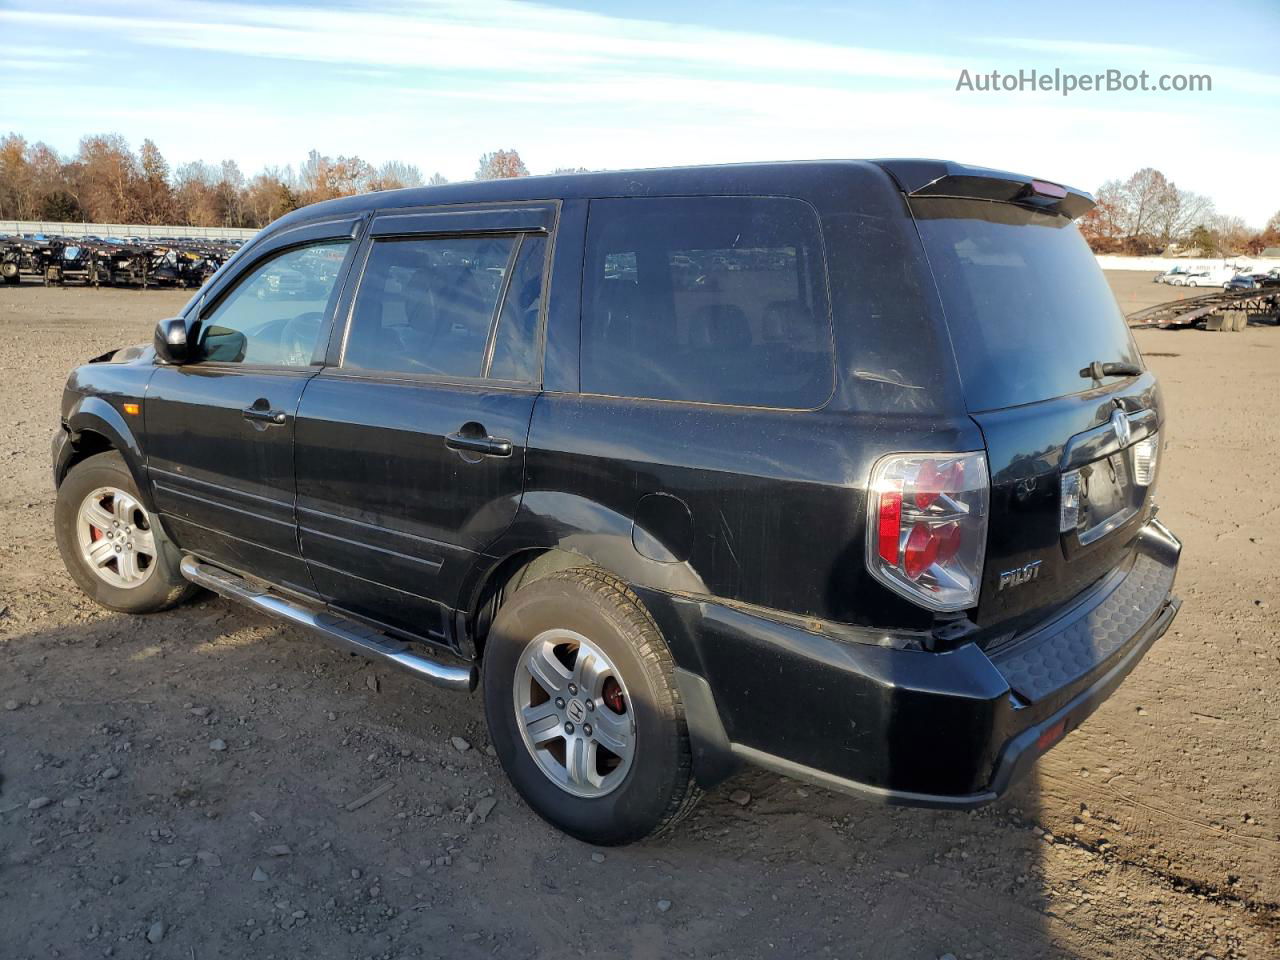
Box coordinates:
[54,450,196,614]
[482,566,700,844]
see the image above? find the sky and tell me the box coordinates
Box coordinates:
[2,0,1278,226]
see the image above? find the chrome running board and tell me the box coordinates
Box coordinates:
[180,556,476,692]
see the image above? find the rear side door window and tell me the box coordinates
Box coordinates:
[341,233,545,381]
[581,196,834,408]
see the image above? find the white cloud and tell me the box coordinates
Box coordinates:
[975,37,1182,60]
[0,0,957,80]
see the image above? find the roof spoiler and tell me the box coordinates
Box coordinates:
[873,159,1096,220]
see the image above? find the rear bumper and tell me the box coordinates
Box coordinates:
[652,517,1181,805]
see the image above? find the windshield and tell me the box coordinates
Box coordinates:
[912,198,1142,411]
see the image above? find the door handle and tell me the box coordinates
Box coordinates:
[242,406,287,425]
[445,431,513,458]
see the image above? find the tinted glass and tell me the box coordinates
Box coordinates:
[582,197,833,408]
[344,235,515,377]
[489,234,545,382]
[912,198,1143,411]
[198,240,349,365]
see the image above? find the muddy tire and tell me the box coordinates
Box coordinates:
[482,567,700,845]
[54,450,196,614]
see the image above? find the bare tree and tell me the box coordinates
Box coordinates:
[1151,187,1214,248]
[475,150,529,180]
[243,168,299,225]
[428,172,449,186]
[371,160,424,191]
[173,161,221,227]
[137,140,174,224]
[299,150,376,203]
[76,133,142,222]
[1208,214,1252,256]
[1262,209,1280,248]
[29,142,81,220]
[1081,167,1218,253]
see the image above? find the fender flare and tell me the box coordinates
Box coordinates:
[59,396,154,511]
[463,491,709,618]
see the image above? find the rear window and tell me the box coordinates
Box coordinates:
[912,198,1142,411]
[581,196,834,408]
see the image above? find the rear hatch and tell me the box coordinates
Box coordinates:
[908,191,1161,640]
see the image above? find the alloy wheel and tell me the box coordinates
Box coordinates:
[76,486,158,589]
[512,628,636,798]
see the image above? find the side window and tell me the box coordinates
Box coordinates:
[198,241,350,366]
[581,197,834,408]
[489,235,546,381]
[343,235,517,378]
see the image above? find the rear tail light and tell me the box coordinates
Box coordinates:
[867,452,989,612]
[1132,432,1159,486]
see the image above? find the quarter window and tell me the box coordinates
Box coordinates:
[344,234,543,380]
[489,235,546,382]
[198,240,350,366]
[581,197,833,408]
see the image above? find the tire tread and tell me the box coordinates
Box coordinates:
[535,566,702,836]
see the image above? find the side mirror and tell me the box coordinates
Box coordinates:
[154,317,191,364]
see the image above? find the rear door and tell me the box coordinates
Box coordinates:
[910,197,1162,636]
[292,203,555,644]
[145,219,360,595]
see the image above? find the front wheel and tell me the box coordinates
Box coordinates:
[54,451,197,613]
[482,567,700,844]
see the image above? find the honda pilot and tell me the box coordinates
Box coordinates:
[52,160,1181,844]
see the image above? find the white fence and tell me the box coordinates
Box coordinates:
[1,220,259,241]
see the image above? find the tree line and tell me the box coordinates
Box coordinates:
[0,134,552,229]
[5,136,1278,255]
[1079,167,1280,257]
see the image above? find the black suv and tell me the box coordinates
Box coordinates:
[52,160,1181,844]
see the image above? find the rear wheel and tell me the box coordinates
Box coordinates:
[54,451,196,613]
[482,567,700,844]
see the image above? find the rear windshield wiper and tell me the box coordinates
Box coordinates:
[1080,360,1142,380]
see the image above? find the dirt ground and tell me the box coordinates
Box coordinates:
[0,279,1276,960]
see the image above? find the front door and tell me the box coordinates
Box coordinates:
[145,224,359,595]
[293,203,555,644]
